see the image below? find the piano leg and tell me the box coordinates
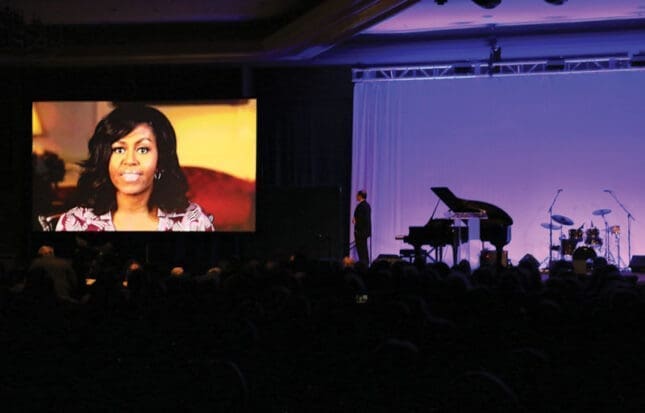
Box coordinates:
[495,245,504,269]
[413,245,424,267]
[452,243,459,267]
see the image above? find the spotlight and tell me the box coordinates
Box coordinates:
[544,0,567,4]
[472,0,502,9]
[546,58,565,71]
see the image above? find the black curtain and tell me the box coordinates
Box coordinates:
[254,67,353,259]
[255,67,353,188]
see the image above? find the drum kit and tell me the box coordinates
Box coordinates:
[543,208,622,265]
[544,189,635,272]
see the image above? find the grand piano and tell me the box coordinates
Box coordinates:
[400,187,513,268]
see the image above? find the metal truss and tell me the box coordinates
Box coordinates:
[352,56,645,82]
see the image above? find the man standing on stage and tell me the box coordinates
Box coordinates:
[353,189,372,266]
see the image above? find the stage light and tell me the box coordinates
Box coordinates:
[631,52,645,67]
[544,0,567,4]
[472,0,502,9]
[452,63,474,74]
[489,41,502,63]
[435,0,504,7]
[488,42,502,75]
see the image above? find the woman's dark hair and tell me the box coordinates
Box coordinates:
[75,104,189,215]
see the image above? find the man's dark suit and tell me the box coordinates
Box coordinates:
[353,200,371,265]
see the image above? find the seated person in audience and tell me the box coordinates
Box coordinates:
[56,104,213,231]
[28,245,86,304]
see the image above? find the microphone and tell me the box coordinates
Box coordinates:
[557,188,563,192]
[604,189,612,193]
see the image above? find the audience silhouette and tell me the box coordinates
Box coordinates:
[2,247,645,411]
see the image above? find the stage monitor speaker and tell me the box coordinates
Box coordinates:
[375,254,402,264]
[629,255,645,272]
[480,249,508,267]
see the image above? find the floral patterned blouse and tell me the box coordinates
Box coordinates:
[55,202,214,231]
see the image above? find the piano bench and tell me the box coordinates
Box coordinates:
[400,249,426,263]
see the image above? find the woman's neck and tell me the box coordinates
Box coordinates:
[113,192,159,230]
[115,191,151,213]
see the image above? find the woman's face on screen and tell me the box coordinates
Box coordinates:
[108,123,159,199]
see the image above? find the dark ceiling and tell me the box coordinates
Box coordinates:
[0,0,420,66]
[2,0,645,67]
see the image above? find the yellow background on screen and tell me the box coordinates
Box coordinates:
[158,101,256,181]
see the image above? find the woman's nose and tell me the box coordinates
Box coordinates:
[123,150,138,165]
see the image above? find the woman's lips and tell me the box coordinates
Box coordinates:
[121,172,142,182]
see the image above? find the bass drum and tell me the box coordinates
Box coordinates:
[572,246,597,275]
[573,246,597,261]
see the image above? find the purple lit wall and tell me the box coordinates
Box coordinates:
[351,71,645,268]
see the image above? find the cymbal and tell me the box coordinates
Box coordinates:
[592,208,611,216]
[541,223,562,230]
[552,214,574,226]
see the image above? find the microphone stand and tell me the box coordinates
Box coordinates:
[606,190,636,269]
[548,189,562,271]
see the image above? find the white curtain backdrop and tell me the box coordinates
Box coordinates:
[351,71,645,267]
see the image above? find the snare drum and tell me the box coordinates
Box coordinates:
[585,228,602,246]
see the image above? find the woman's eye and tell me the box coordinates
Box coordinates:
[111,147,125,154]
[137,147,150,154]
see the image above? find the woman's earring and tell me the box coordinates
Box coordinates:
[154,170,162,180]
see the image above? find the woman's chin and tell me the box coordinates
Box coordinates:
[115,187,154,198]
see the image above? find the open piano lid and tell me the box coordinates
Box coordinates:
[431,187,513,225]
